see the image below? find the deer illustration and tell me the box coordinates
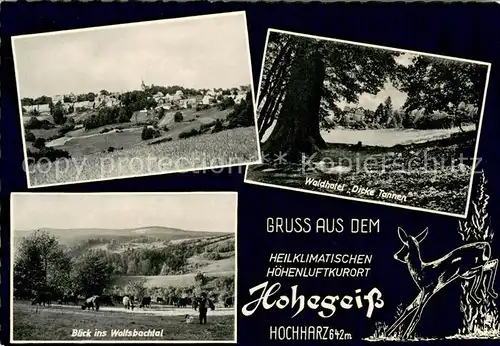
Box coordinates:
[386,227,498,339]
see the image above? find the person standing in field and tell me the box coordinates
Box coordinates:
[198,292,215,325]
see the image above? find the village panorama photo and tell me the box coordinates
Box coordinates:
[245,29,491,217]
[10,192,237,343]
[13,11,260,188]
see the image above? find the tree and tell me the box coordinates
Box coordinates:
[25,131,36,142]
[52,101,66,125]
[260,32,401,162]
[71,251,113,296]
[382,96,393,126]
[457,172,498,335]
[13,230,71,298]
[174,112,183,122]
[395,55,488,130]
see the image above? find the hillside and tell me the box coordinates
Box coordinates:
[13,226,230,248]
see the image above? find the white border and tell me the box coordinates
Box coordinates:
[10,191,238,344]
[12,11,262,189]
[244,28,492,219]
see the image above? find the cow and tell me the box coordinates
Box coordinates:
[99,295,114,306]
[139,297,151,308]
[176,297,191,308]
[122,296,135,310]
[81,295,100,311]
[224,297,234,308]
[113,295,123,304]
[58,294,78,305]
[156,297,164,304]
[31,291,52,307]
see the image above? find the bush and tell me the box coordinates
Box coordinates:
[178,128,200,139]
[33,137,46,149]
[27,147,71,164]
[161,125,169,132]
[59,122,76,135]
[196,104,210,112]
[174,112,183,122]
[100,128,111,134]
[218,97,235,111]
[141,126,160,140]
[25,116,42,130]
[413,112,455,129]
[25,131,36,142]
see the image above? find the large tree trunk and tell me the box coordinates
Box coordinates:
[262,41,326,163]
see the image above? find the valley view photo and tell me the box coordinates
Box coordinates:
[10,193,237,342]
[245,29,490,217]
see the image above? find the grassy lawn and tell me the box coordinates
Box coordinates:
[28,126,259,186]
[13,303,234,341]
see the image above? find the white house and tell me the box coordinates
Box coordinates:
[24,104,51,114]
[234,94,246,104]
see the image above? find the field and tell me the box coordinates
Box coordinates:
[28,126,258,186]
[13,226,230,249]
[13,302,234,341]
[247,129,477,215]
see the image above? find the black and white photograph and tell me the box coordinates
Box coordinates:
[10,192,237,343]
[13,11,260,188]
[245,29,490,217]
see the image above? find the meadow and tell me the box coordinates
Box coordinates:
[247,129,476,215]
[13,303,234,341]
[28,126,258,186]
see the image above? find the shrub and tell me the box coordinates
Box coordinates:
[178,128,200,139]
[25,116,42,130]
[25,131,36,142]
[218,97,235,111]
[59,122,76,135]
[33,137,46,149]
[413,112,454,130]
[100,128,111,134]
[27,147,71,164]
[174,112,183,122]
[212,119,224,134]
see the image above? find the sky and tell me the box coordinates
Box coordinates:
[335,53,414,112]
[13,12,252,98]
[11,193,237,233]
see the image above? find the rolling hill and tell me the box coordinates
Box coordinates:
[13,226,231,248]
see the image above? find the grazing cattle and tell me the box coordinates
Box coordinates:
[81,295,100,311]
[224,297,234,308]
[99,295,114,306]
[113,295,123,304]
[185,314,195,324]
[58,294,78,305]
[31,291,52,307]
[122,296,135,310]
[139,297,151,308]
[156,297,164,304]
